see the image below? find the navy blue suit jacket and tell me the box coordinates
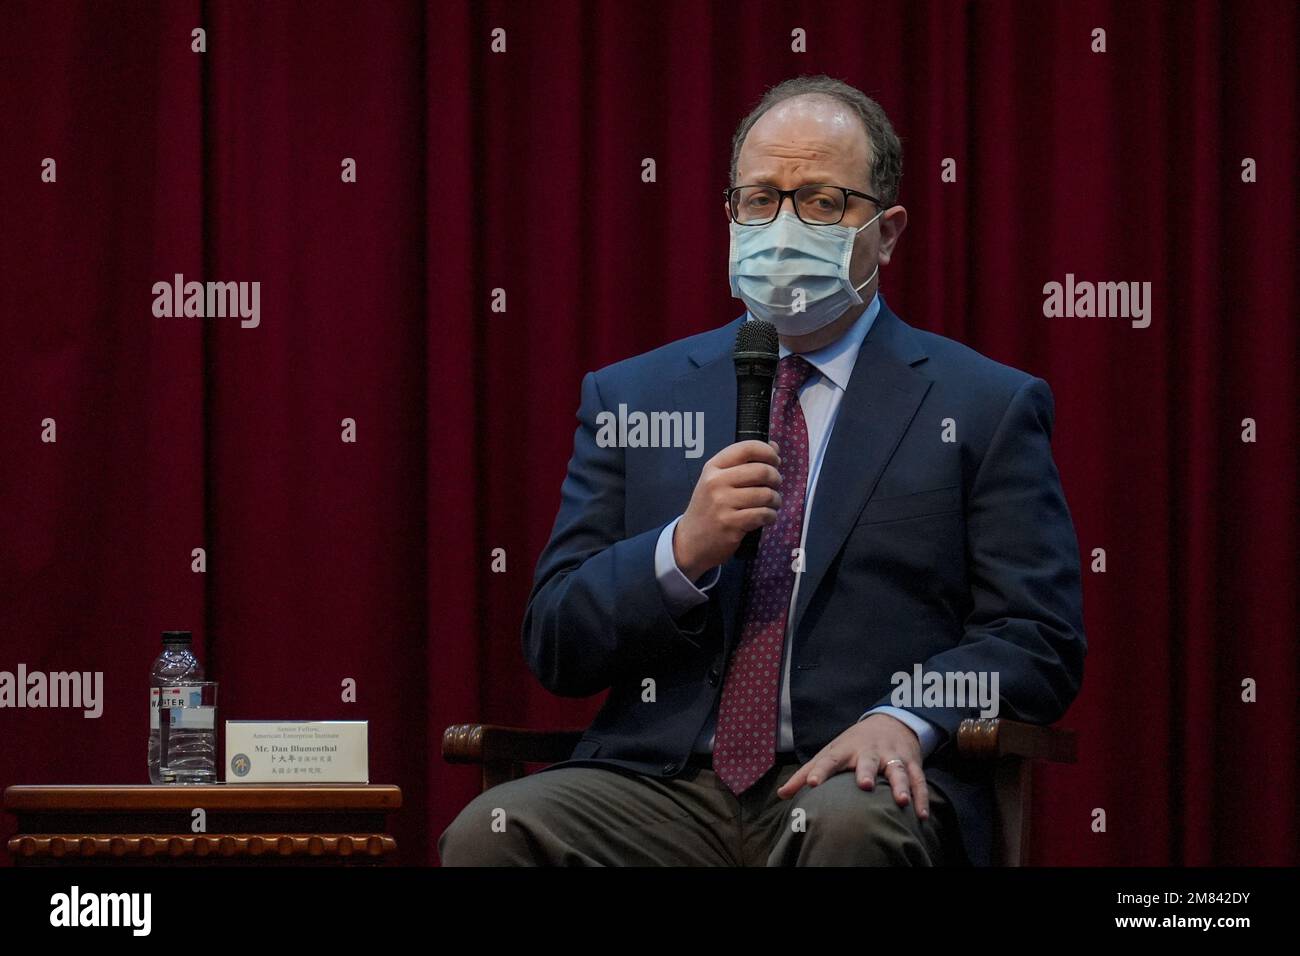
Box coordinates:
[522,296,1086,867]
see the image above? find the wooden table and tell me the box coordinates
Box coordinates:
[3,784,401,866]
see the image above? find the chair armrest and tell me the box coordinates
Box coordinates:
[956,718,1077,763]
[442,723,586,767]
[441,719,1076,766]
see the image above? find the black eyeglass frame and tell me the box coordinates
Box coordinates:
[723,183,886,226]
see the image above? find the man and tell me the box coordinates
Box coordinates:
[439,74,1085,866]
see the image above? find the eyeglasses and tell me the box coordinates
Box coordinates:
[724,184,883,226]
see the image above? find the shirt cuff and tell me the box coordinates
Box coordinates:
[654,516,720,617]
[860,706,943,761]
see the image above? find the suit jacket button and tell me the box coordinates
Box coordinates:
[663,762,678,775]
[707,667,720,686]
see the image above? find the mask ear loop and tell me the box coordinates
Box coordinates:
[851,261,880,296]
[844,206,886,301]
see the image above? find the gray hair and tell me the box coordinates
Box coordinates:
[728,74,903,206]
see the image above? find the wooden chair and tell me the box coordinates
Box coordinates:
[442,717,1076,866]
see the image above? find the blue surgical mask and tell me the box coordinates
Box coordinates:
[728,208,884,335]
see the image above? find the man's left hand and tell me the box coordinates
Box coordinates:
[775,713,930,820]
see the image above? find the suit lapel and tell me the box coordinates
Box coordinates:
[673,346,737,495]
[672,317,747,651]
[790,300,932,638]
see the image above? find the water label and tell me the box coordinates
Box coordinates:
[153,686,204,709]
[150,686,215,729]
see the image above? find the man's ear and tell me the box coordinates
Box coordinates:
[877,205,908,266]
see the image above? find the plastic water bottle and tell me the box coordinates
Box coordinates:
[147,631,206,784]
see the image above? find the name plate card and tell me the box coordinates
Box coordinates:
[225,721,369,783]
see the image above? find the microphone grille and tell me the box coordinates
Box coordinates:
[735,318,778,356]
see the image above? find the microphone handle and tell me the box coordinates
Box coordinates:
[735,370,774,561]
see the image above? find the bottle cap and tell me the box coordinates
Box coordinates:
[161,630,193,644]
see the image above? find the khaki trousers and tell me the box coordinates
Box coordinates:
[439,758,967,866]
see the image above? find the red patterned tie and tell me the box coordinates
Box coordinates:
[713,353,816,795]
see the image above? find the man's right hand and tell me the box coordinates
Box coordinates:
[672,439,784,581]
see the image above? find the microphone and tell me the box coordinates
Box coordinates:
[733,318,779,560]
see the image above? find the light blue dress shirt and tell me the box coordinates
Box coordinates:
[653,293,943,759]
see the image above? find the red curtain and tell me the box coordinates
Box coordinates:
[1,0,1294,866]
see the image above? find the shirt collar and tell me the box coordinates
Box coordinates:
[776,292,880,392]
